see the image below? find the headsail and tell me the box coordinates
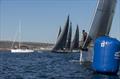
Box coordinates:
[82,0,117,49]
[71,25,79,50]
[52,15,70,51]
[65,22,72,50]
[57,26,61,38]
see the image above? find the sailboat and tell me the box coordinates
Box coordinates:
[71,25,80,52]
[11,21,34,53]
[52,15,70,52]
[82,0,117,50]
[79,0,117,63]
[52,16,80,53]
[11,48,34,53]
[65,22,72,51]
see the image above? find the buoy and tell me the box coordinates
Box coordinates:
[92,36,120,74]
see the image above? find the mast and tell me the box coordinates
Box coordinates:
[71,25,79,50]
[52,15,70,51]
[82,0,117,49]
[65,22,72,50]
[18,20,21,49]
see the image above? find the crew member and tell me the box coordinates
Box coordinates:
[82,30,87,42]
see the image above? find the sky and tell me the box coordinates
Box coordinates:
[0,0,120,43]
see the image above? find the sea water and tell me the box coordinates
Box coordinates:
[0,51,120,79]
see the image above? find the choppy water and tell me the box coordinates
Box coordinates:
[0,51,120,79]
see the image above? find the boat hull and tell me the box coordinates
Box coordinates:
[11,49,34,53]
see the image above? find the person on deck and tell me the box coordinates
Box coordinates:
[82,30,87,42]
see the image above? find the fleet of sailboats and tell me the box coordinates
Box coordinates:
[52,0,117,54]
[52,15,80,52]
[1,0,117,54]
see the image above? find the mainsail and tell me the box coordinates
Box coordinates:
[52,15,70,51]
[57,26,61,38]
[71,25,79,50]
[65,22,72,50]
[82,0,117,49]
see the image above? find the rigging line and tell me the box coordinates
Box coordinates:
[11,30,18,49]
[11,20,22,49]
[82,0,99,48]
[115,0,120,41]
[18,20,22,49]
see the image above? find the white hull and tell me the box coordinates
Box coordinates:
[72,50,80,52]
[11,49,34,53]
